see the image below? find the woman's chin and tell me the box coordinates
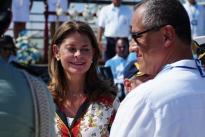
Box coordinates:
[68,67,89,75]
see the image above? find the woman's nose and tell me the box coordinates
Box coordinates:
[74,49,81,57]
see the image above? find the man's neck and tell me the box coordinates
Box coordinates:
[113,3,121,7]
[188,1,196,6]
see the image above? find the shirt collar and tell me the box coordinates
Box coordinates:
[157,59,197,76]
[168,59,196,68]
[115,55,126,60]
[111,3,115,9]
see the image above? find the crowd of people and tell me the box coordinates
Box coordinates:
[1,0,205,137]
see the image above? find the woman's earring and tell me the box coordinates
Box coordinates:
[56,55,60,61]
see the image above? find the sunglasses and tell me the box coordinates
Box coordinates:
[131,25,166,43]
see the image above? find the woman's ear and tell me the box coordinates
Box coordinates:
[53,44,60,61]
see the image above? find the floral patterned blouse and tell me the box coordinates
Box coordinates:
[55,96,119,137]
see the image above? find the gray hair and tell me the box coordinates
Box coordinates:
[135,0,192,45]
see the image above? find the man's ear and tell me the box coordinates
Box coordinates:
[124,79,132,93]
[53,44,60,61]
[161,25,176,48]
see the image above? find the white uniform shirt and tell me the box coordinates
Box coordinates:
[98,4,132,37]
[184,1,205,37]
[12,0,30,22]
[110,59,205,137]
[48,0,69,22]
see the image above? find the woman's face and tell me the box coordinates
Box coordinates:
[54,32,94,76]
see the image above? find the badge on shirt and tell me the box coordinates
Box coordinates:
[191,19,198,26]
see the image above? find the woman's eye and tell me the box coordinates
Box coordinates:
[65,47,92,55]
[67,47,76,53]
[81,48,91,52]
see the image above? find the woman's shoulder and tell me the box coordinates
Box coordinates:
[98,95,115,105]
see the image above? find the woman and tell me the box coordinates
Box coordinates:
[48,21,119,137]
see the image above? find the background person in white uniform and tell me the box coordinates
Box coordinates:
[183,0,205,37]
[12,0,33,39]
[47,0,70,38]
[110,0,205,137]
[97,0,132,61]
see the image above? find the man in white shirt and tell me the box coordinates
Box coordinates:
[183,0,205,37]
[97,0,132,61]
[110,0,205,137]
[47,0,70,38]
[12,0,33,39]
